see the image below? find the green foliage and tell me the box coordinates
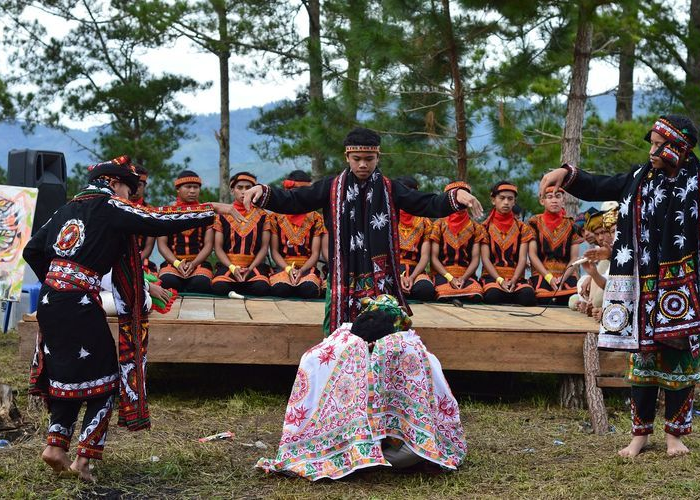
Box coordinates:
[3,0,204,204]
[0,164,6,184]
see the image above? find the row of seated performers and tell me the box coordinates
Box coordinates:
[139,170,583,305]
[398,179,582,306]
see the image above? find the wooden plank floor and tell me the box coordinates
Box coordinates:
[18,297,627,375]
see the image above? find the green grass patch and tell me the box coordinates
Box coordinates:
[2,331,699,498]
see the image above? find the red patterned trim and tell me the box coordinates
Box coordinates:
[256,184,271,208]
[665,390,694,436]
[175,175,202,187]
[345,145,380,153]
[631,398,654,436]
[49,379,119,400]
[46,259,101,294]
[561,164,578,190]
[47,433,70,451]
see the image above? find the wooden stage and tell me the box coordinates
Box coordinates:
[17,297,627,379]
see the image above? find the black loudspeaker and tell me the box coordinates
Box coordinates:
[7,149,67,235]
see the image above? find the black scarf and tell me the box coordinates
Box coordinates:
[328,168,407,332]
[599,154,700,357]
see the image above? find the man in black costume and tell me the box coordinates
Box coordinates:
[23,155,237,481]
[243,127,483,334]
[540,115,700,457]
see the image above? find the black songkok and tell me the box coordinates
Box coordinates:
[343,127,381,153]
[87,155,139,194]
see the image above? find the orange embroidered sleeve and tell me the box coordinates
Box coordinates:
[314,212,327,235]
[520,221,535,243]
[421,218,433,241]
[212,215,224,233]
[262,211,271,232]
[474,222,487,243]
[268,213,279,235]
[429,219,443,242]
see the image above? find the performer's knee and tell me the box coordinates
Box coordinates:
[186,276,212,294]
[410,281,435,302]
[483,288,504,304]
[211,280,233,296]
[246,281,271,296]
[271,282,293,298]
[516,287,537,307]
[296,282,320,299]
[160,273,184,292]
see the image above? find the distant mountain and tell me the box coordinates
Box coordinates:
[0,104,297,186]
[0,93,637,185]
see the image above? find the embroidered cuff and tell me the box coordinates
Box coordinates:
[448,188,466,212]
[255,184,271,209]
[561,163,578,190]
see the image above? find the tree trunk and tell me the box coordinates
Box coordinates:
[559,375,586,409]
[0,383,21,430]
[561,1,594,215]
[343,0,365,123]
[615,4,635,123]
[442,0,468,182]
[307,0,325,179]
[685,0,700,123]
[215,3,231,203]
[583,332,609,434]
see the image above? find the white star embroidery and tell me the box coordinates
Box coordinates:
[692,201,698,219]
[43,344,50,355]
[674,234,686,249]
[674,185,688,201]
[354,232,365,250]
[640,248,650,266]
[614,245,632,266]
[78,295,91,305]
[370,212,389,230]
[346,185,359,202]
[652,185,666,208]
[365,188,373,201]
[675,210,685,226]
[619,195,631,218]
[78,347,91,359]
[687,176,698,193]
[41,294,49,305]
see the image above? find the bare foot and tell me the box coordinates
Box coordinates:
[70,456,96,483]
[666,433,690,456]
[42,445,71,473]
[618,435,649,457]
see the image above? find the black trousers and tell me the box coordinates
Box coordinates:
[47,394,114,460]
[630,385,694,436]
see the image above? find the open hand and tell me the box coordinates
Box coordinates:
[538,167,569,198]
[454,190,484,219]
[243,185,264,212]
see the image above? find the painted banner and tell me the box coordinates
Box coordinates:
[0,185,39,301]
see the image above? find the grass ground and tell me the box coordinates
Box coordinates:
[2,330,700,499]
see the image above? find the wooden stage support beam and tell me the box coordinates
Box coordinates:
[17,298,627,378]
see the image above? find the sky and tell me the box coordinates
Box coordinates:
[0,3,657,131]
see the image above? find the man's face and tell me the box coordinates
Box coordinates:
[583,229,597,245]
[492,191,516,214]
[130,180,146,201]
[110,178,131,199]
[232,180,254,203]
[648,130,682,170]
[346,152,378,181]
[540,190,564,213]
[177,183,200,203]
[594,227,614,246]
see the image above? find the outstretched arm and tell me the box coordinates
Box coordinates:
[539,165,635,202]
[244,178,332,214]
[393,181,483,219]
